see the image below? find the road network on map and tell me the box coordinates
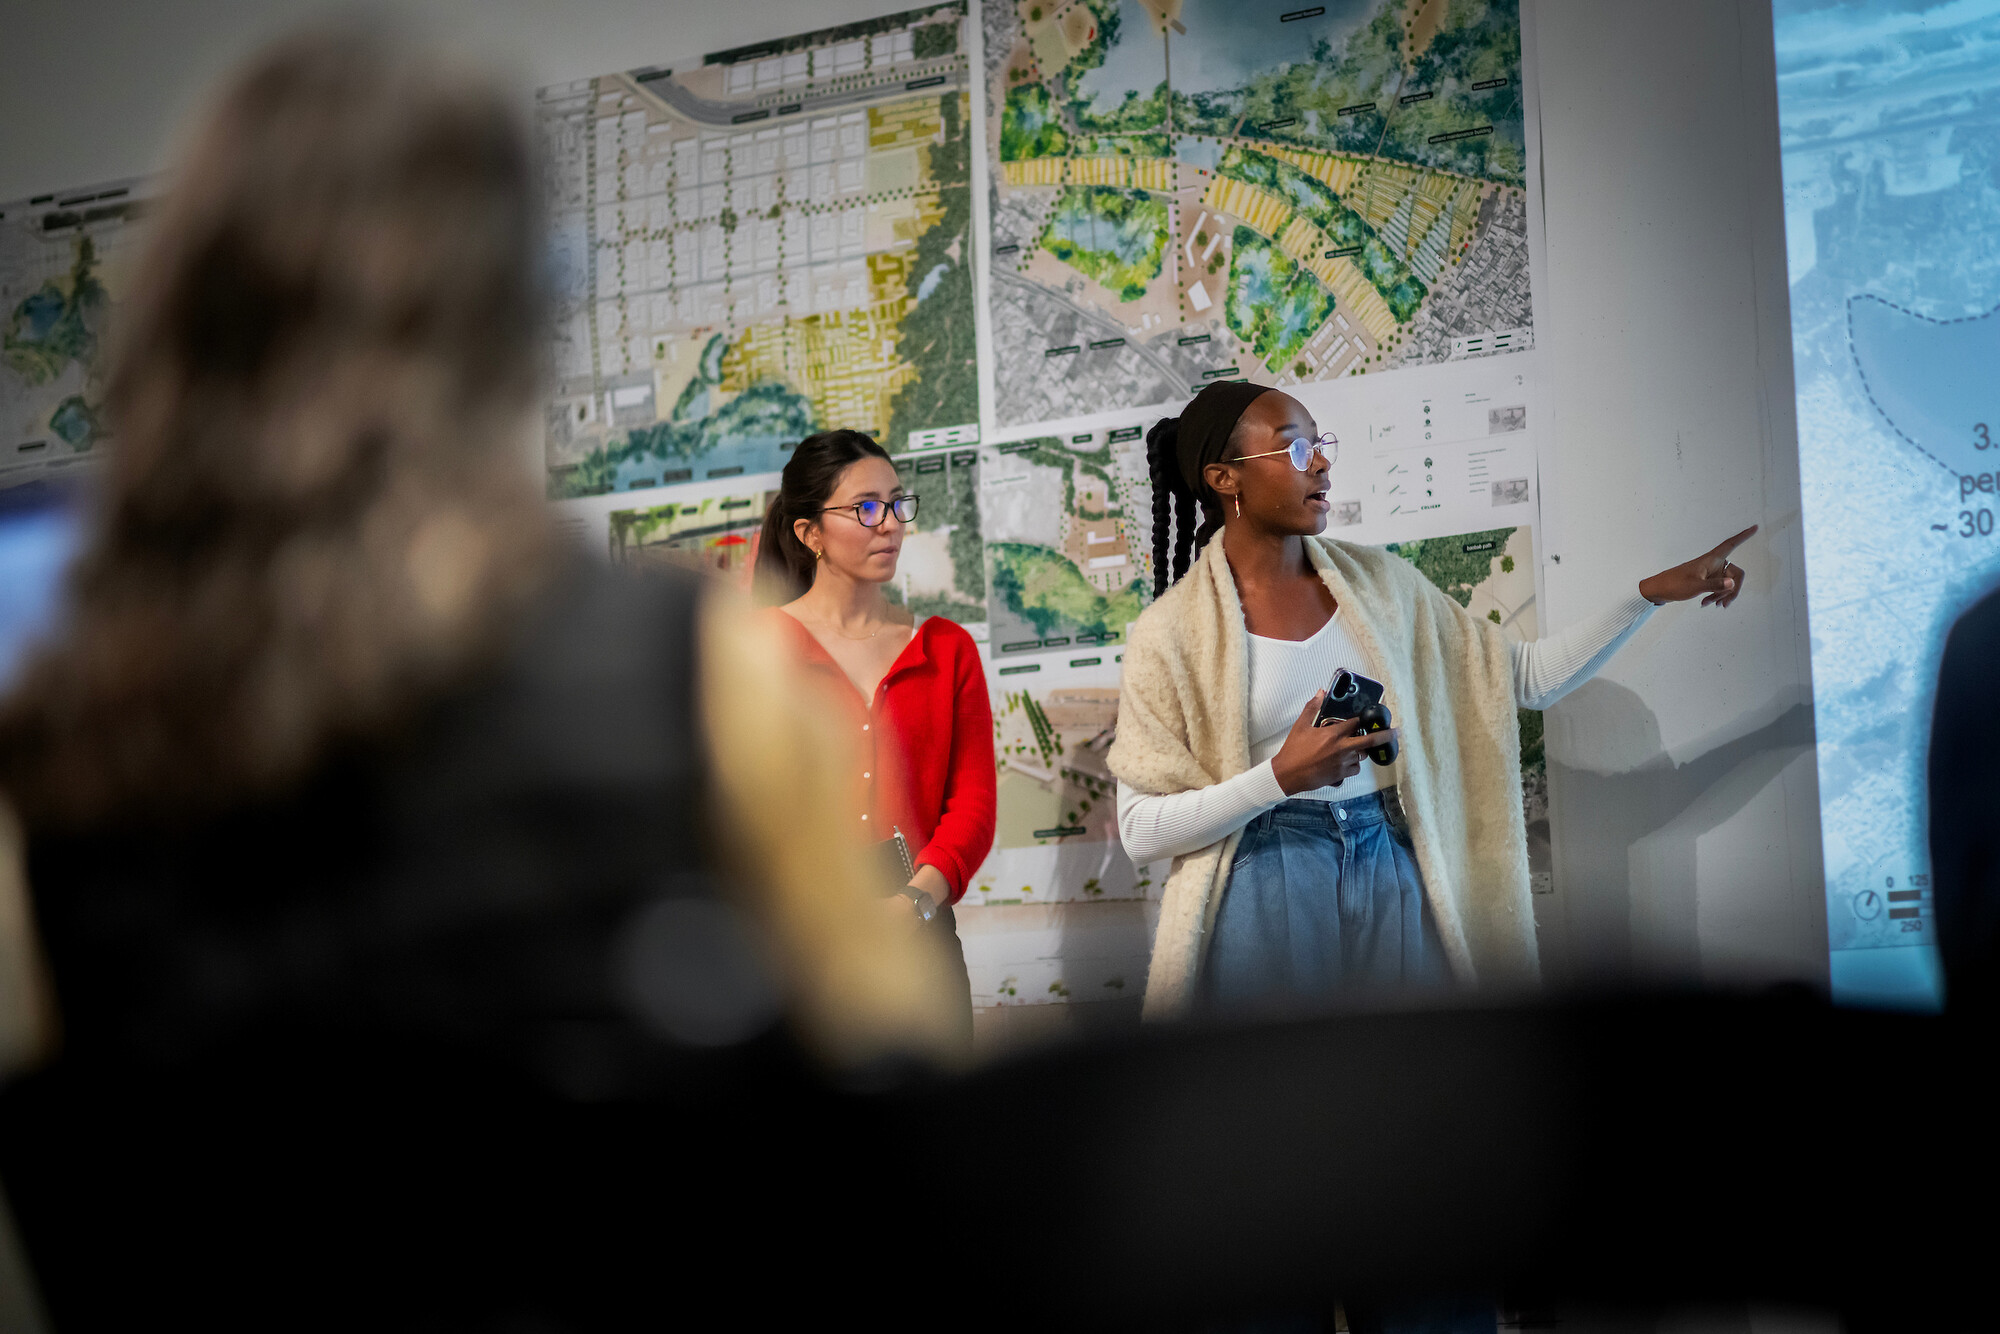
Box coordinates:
[539,4,981,499]
[981,0,1533,429]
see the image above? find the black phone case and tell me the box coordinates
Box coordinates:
[1312,669,1385,728]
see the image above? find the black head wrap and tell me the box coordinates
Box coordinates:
[1145,381,1274,596]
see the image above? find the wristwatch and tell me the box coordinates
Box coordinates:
[901,887,938,924]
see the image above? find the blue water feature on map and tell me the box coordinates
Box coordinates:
[1072,0,1163,115]
[1774,0,2000,1009]
[1046,193,1155,263]
[610,434,792,488]
[1847,297,2000,476]
[15,288,64,341]
[1170,0,1373,97]
[1072,0,1376,109]
[1174,136,1221,169]
[915,262,951,302]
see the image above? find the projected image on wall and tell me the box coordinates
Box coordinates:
[1774,0,2000,1007]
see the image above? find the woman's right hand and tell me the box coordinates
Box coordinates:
[1270,693,1397,795]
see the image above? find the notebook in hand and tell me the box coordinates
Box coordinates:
[871,827,915,894]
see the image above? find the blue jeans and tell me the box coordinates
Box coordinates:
[1203,789,1451,1013]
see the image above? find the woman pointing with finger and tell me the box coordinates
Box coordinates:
[1111,382,1756,1018]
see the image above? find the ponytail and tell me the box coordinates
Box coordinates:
[754,429,892,604]
[754,500,810,604]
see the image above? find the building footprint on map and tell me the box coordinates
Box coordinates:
[538,4,978,501]
[979,432,1153,656]
[1847,295,2000,476]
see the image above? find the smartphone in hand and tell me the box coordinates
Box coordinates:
[1312,668,1384,728]
[1312,668,1399,765]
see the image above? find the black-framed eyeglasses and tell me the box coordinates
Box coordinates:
[821,494,919,527]
[1235,432,1339,471]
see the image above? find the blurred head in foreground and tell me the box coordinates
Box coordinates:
[0,29,956,1105]
[0,28,550,829]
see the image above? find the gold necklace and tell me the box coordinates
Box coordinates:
[796,597,903,642]
[809,612,889,641]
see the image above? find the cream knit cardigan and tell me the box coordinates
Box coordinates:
[1108,534,1538,1019]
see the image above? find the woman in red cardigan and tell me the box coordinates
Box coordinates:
[754,429,995,1039]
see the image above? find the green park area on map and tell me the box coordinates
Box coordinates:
[1388,524,1544,819]
[983,0,1534,426]
[979,434,1152,655]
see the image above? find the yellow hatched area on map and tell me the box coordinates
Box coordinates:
[1275,219,1399,343]
[1198,158,1488,345]
[1001,156,1176,190]
[1262,147,1486,262]
[722,205,946,434]
[687,99,957,439]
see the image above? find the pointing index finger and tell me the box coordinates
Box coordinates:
[1711,524,1759,559]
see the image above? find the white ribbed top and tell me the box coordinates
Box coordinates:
[1116,593,1658,865]
[1245,607,1391,800]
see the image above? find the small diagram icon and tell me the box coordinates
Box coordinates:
[1853,889,1884,921]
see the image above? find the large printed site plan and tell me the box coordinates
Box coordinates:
[539,3,980,497]
[981,0,1532,428]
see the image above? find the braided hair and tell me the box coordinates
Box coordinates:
[1145,381,1273,596]
[1145,416,1221,597]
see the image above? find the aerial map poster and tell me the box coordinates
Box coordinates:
[977,0,1534,432]
[537,3,980,500]
[1772,0,2000,1007]
[979,422,1154,658]
[1,180,151,493]
[957,649,1162,1008]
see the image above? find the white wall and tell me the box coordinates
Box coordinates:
[0,0,1830,993]
[0,0,913,203]
[1531,0,1826,993]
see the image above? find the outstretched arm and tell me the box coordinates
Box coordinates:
[1638,525,1757,609]
[1514,527,1759,711]
[1512,596,1657,710]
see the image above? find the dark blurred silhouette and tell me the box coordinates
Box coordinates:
[1929,585,2000,1016]
[0,32,552,830]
